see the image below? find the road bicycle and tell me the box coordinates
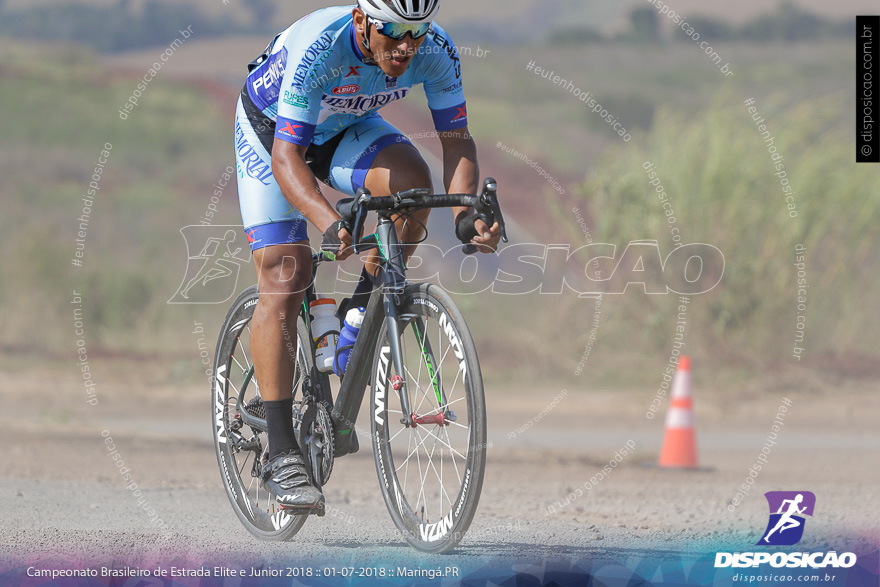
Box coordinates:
[211,179,508,553]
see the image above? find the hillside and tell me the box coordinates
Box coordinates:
[1,0,874,45]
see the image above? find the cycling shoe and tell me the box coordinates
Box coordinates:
[261,451,325,513]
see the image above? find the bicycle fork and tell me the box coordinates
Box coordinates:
[376,215,451,428]
[376,214,415,426]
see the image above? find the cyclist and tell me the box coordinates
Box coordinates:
[234,0,501,513]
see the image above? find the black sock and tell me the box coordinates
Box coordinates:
[264,398,298,459]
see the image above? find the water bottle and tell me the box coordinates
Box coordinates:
[334,307,366,376]
[310,297,340,374]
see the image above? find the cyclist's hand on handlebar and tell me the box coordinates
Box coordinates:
[471,219,502,253]
[321,220,355,261]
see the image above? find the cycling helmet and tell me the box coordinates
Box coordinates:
[357,0,440,24]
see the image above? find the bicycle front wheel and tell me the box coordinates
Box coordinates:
[370,283,486,553]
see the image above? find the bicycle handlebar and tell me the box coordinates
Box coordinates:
[335,177,508,255]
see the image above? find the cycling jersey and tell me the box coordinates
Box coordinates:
[235,4,467,251]
[244,4,468,148]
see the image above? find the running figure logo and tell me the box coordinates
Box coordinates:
[168,226,251,304]
[758,491,816,546]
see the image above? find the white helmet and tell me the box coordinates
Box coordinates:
[357,0,440,24]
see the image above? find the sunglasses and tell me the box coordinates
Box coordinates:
[369,17,432,40]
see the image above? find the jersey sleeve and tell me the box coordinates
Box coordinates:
[421,26,468,131]
[274,31,336,147]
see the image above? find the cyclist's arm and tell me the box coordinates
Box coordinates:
[439,128,501,251]
[421,25,500,251]
[272,140,339,233]
[269,28,353,256]
[439,126,478,202]
[272,140,353,259]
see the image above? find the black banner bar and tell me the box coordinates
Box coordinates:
[857,15,879,163]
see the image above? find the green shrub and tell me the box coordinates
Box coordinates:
[567,91,880,364]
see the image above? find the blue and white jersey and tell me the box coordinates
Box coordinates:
[244,5,467,147]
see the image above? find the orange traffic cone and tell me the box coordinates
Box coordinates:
[659,356,698,468]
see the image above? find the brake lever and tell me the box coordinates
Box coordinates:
[352,188,371,253]
[462,178,507,255]
[481,177,509,244]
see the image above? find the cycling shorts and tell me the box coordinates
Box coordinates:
[235,92,414,252]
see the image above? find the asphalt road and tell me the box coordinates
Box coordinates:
[2,365,878,574]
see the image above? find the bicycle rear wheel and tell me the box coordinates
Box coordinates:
[370,283,486,553]
[212,285,309,541]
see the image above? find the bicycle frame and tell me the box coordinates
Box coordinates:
[296,181,506,457]
[300,212,421,457]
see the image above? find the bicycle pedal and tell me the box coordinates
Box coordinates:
[278,502,326,517]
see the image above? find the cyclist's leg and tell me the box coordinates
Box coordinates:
[236,98,312,457]
[363,142,433,270]
[325,115,432,276]
[235,98,323,510]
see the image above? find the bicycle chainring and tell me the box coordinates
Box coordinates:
[311,402,335,486]
[293,398,335,487]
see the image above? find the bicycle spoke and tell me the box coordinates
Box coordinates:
[441,419,464,485]
[425,428,443,519]
[440,435,445,512]
[418,425,466,463]
[237,336,251,372]
[421,422,450,520]
[231,354,248,376]
[227,378,240,398]
[415,429,427,519]
[388,425,408,444]
[237,450,252,476]
[406,364,434,416]
[418,396,466,417]
[410,322,452,416]
[402,415,414,495]
[426,439,452,510]
[414,327,424,397]
[396,431,428,473]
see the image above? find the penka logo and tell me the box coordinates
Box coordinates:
[758,491,816,546]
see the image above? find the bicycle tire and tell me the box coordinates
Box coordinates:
[212,285,309,541]
[370,283,487,553]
